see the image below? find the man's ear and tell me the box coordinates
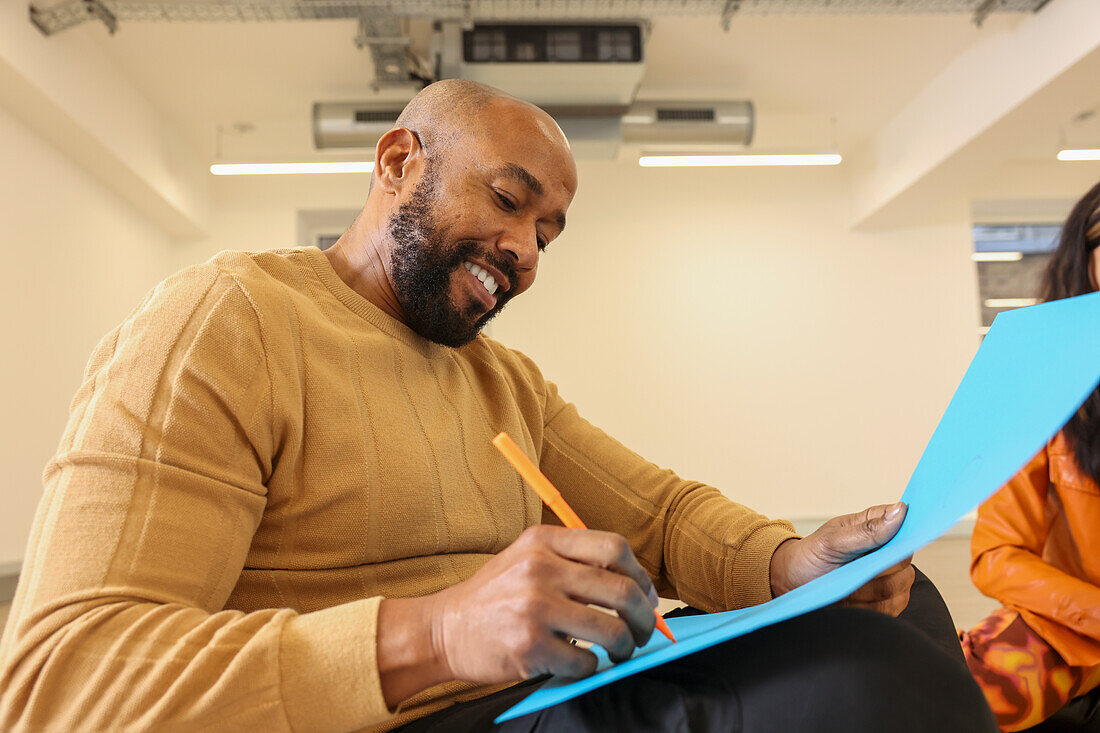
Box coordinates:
[373,128,423,195]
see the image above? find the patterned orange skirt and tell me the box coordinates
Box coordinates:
[959,608,1100,732]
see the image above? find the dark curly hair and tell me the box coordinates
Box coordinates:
[1040,179,1100,486]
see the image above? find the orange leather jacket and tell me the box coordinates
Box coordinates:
[971,431,1100,666]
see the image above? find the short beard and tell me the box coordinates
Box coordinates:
[388,162,516,347]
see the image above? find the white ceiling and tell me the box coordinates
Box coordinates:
[73,10,1090,163]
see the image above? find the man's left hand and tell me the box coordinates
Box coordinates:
[768,502,914,616]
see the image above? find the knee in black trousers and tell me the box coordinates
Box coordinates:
[481,606,996,733]
[399,569,997,732]
[680,604,996,733]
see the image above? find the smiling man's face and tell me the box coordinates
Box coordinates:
[387,98,577,347]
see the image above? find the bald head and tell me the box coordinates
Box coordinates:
[394,79,570,164]
[395,79,501,145]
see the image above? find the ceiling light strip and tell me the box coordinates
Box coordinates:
[1056,149,1100,162]
[984,298,1040,308]
[210,162,374,175]
[972,252,1024,262]
[639,154,842,167]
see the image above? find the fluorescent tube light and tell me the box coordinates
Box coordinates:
[1057,149,1100,161]
[210,162,374,175]
[638,154,842,167]
[984,298,1040,308]
[972,252,1024,262]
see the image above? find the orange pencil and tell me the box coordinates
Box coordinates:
[492,431,677,644]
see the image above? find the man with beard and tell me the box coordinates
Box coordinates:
[0,80,995,732]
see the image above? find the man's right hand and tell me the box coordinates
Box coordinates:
[376,525,659,707]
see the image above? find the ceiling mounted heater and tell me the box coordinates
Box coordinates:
[313,99,755,158]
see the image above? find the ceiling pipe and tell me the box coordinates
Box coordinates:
[29,0,1054,37]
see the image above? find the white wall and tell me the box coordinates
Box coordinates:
[0,3,210,240]
[0,105,180,566]
[181,160,982,522]
[177,172,370,268]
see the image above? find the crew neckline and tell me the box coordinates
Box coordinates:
[300,246,447,359]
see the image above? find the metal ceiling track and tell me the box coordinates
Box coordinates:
[29,0,1054,37]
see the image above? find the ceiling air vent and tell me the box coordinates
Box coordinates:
[623,101,754,146]
[462,24,643,64]
[354,109,400,124]
[439,21,646,108]
[655,108,716,122]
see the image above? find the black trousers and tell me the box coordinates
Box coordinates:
[396,568,997,732]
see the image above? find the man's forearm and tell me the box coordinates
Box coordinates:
[377,595,451,707]
[769,537,802,597]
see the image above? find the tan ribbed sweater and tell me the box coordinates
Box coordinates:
[0,247,796,732]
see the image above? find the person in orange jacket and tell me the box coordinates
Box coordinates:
[961,179,1100,732]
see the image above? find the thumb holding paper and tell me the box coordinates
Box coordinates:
[769,502,914,616]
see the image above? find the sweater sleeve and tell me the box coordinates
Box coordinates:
[513,357,796,612]
[0,267,392,732]
[971,448,1100,644]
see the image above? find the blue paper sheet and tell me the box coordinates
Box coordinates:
[498,291,1100,723]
